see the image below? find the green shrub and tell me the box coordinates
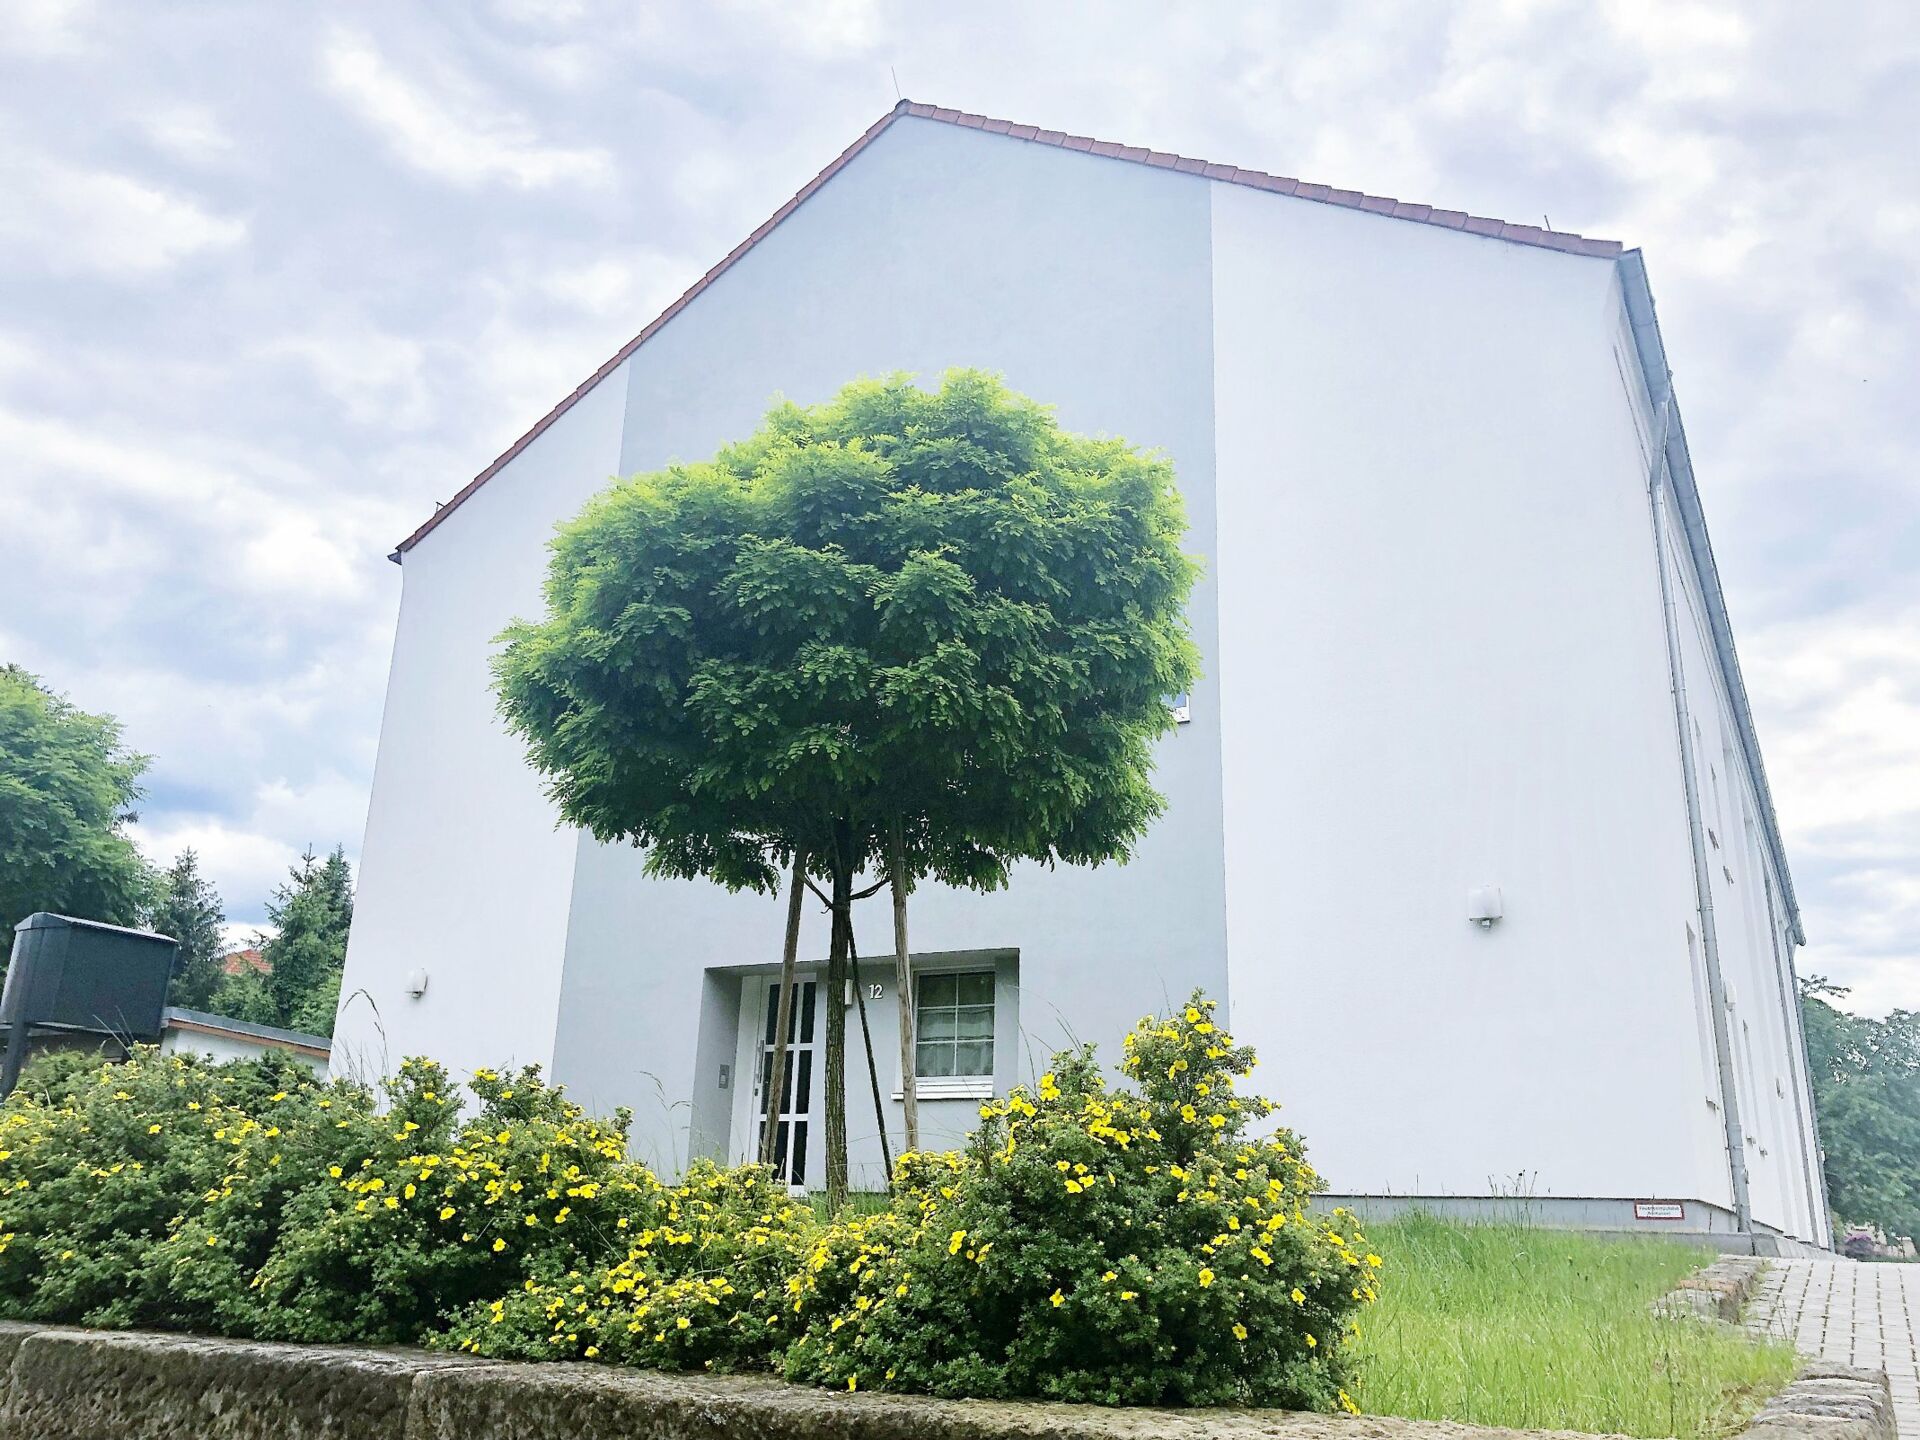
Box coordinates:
[781,995,1377,1410]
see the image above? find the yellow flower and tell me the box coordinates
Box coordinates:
[206,1235,219,1246]
[492,1238,507,1253]
[439,1207,456,1221]
[948,1230,967,1255]
[584,1345,599,1358]
[1049,1289,1065,1307]
[147,1124,162,1135]
[1366,1253,1383,1268]
[1198,1268,1214,1288]
[675,1316,690,1329]
[1120,1290,1137,1301]
[846,1375,857,1392]
[1291,1287,1306,1304]
[1305,1333,1318,1348]
[1232,1322,1248,1341]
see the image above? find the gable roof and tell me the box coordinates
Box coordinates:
[391,99,1622,558]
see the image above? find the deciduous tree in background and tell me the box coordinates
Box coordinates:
[1801,975,1920,1241]
[151,849,227,1010]
[0,665,153,951]
[495,371,1200,1208]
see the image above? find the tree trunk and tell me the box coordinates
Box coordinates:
[822,824,852,1212]
[758,851,807,1169]
[888,817,920,1153]
[847,914,894,1191]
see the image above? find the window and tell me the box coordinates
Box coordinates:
[915,970,994,1079]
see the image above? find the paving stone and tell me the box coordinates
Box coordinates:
[1748,1261,1920,1439]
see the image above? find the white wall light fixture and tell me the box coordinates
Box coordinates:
[404,968,430,999]
[1467,886,1504,929]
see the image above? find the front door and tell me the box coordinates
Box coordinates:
[744,977,816,1189]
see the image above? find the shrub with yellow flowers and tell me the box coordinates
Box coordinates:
[434,1158,815,1370]
[781,994,1378,1410]
[0,1047,319,1328]
[155,1059,669,1344]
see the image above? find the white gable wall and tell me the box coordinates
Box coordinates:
[1210,180,1742,1216]
[331,369,632,1085]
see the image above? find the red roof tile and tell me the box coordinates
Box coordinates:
[394,100,1625,557]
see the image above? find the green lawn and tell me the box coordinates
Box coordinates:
[1351,1213,1798,1438]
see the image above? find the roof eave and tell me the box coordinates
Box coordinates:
[1616,248,1805,945]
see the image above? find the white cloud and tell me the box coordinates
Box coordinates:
[317,27,612,189]
[0,0,94,58]
[141,104,236,165]
[1746,600,1920,1015]
[0,157,245,276]
[0,405,410,604]
[258,326,437,430]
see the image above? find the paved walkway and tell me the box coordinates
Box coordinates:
[1746,1258,1920,1437]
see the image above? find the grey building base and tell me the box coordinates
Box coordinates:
[1319,1193,1830,1255]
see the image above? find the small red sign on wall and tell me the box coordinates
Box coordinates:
[1633,1201,1686,1221]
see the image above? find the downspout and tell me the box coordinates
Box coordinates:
[1644,391,1753,1239]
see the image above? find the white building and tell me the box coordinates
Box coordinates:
[335,102,1829,1251]
[160,1008,331,1075]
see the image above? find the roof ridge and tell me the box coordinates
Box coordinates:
[898,100,1622,260]
[394,99,1622,556]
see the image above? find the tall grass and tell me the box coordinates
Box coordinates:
[1352,1213,1797,1438]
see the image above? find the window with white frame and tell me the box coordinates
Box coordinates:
[915,970,994,1079]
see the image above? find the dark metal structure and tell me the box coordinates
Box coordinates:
[1,914,177,1097]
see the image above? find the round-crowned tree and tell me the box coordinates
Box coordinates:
[493,370,1201,1206]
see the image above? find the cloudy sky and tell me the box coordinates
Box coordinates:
[1,1,1915,1009]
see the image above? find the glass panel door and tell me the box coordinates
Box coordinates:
[755,978,816,1188]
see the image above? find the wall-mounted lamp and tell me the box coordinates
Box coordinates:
[404,968,430,999]
[1467,886,1504,929]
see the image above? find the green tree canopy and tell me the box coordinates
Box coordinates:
[0,665,154,946]
[151,848,227,1010]
[1801,976,1920,1240]
[495,370,1201,1202]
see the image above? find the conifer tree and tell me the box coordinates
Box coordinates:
[150,849,226,1009]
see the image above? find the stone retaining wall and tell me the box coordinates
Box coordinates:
[0,1320,1629,1440]
[1652,1254,1767,1322]
[0,1317,1888,1440]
